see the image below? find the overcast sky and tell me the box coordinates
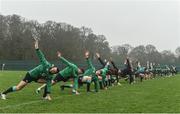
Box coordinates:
[0,0,180,52]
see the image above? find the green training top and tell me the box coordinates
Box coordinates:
[83,58,96,77]
[101,65,108,80]
[28,49,53,93]
[58,57,79,90]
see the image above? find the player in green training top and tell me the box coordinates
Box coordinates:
[135,61,146,82]
[1,40,59,100]
[36,51,84,95]
[49,51,99,93]
[78,51,99,92]
[95,53,110,90]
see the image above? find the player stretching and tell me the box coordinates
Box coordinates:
[79,51,99,92]
[36,51,84,95]
[1,40,59,100]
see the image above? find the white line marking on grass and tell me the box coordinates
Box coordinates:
[0,95,67,110]
[0,91,91,111]
[0,99,42,110]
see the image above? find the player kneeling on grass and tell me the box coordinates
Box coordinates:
[36,51,84,95]
[1,40,59,100]
[78,51,99,92]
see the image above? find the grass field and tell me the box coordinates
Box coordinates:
[0,71,180,113]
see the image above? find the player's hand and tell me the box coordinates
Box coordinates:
[106,61,110,66]
[124,59,127,64]
[45,94,52,101]
[85,51,89,58]
[34,40,39,49]
[96,53,100,58]
[57,51,62,58]
[110,57,113,61]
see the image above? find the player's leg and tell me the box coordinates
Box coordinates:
[1,81,28,99]
[60,77,73,91]
[81,76,92,92]
[86,77,92,92]
[103,77,108,90]
[103,76,108,88]
[140,73,144,82]
[98,76,103,89]
[36,75,60,96]
[107,75,112,87]
[129,72,133,84]
[115,74,120,85]
[35,78,47,94]
[60,83,73,91]
[1,73,30,99]
[93,76,99,92]
[42,79,58,98]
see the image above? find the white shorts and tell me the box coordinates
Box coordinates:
[82,76,92,82]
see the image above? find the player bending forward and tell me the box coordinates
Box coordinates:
[1,40,59,100]
[78,51,99,92]
[36,51,84,95]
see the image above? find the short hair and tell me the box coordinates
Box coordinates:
[49,66,60,74]
[96,70,102,75]
[79,68,85,74]
[56,67,60,73]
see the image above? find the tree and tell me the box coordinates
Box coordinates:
[175,47,180,57]
[0,14,179,67]
[129,45,147,65]
[161,50,176,64]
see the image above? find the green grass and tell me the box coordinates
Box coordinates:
[0,71,180,113]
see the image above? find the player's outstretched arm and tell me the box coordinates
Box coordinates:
[96,53,100,58]
[35,40,39,49]
[34,40,47,65]
[57,51,72,66]
[85,51,93,69]
[85,51,89,59]
[96,53,105,67]
[110,57,118,70]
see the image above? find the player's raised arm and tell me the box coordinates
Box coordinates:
[57,51,72,66]
[85,51,89,59]
[96,52,100,58]
[57,51,62,58]
[96,53,105,67]
[34,40,39,49]
[105,61,110,68]
[110,57,118,70]
[85,51,93,69]
[34,40,47,65]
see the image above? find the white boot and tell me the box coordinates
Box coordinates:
[1,93,6,100]
[36,88,41,94]
[117,82,122,86]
